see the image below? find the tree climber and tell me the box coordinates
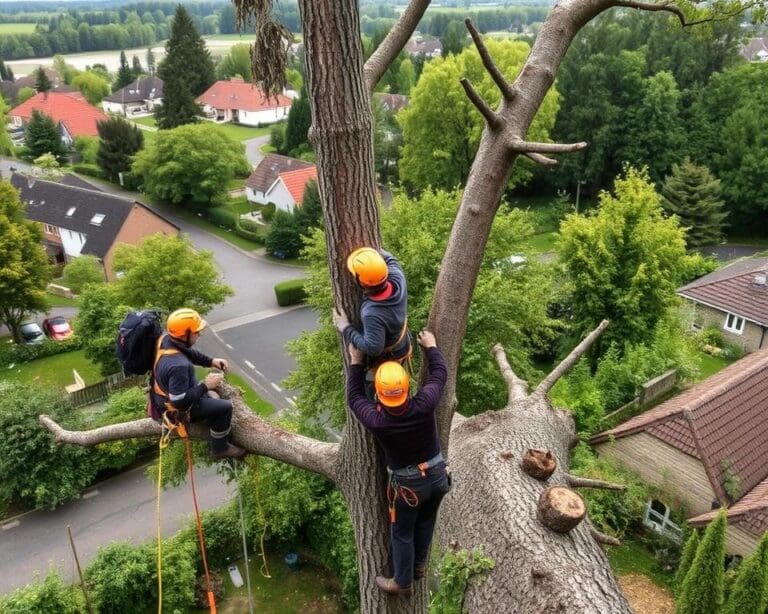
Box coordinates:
[152,308,246,460]
[333,246,412,382]
[345,330,450,595]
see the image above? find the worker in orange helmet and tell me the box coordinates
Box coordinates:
[345,330,450,595]
[152,308,246,460]
[333,247,412,376]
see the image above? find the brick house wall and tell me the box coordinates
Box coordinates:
[102,204,178,281]
[691,302,767,352]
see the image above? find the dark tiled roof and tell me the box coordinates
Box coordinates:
[591,350,768,507]
[0,68,70,103]
[689,477,768,536]
[11,173,133,259]
[60,173,103,191]
[678,257,768,325]
[246,154,313,193]
[104,76,164,104]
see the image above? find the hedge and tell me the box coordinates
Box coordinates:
[234,218,264,244]
[274,279,307,306]
[0,336,83,368]
[205,207,237,229]
[261,202,276,222]
[71,162,103,178]
[238,216,263,232]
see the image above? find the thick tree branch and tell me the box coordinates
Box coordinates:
[460,78,502,129]
[508,139,588,154]
[590,527,621,546]
[464,18,515,102]
[566,474,626,491]
[613,0,687,24]
[524,152,558,166]
[492,343,528,403]
[363,0,432,93]
[39,383,340,481]
[533,319,610,398]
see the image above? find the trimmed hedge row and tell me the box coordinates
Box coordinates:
[71,163,103,178]
[274,279,307,306]
[0,336,83,368]
[205,206,238,230]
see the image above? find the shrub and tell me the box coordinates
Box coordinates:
[266,209,303,258]
[0,571,84,614]
[274,279,307,306]
[85,542,155,614]
[261,202,276,222]
[238,216,263,232]
[675,529,700,593]
[205,206,237,229]
[71,162,104,178]
[74,135,99,165]
[694,326,724,350]
[677,510,726,614]
[176,504,240,570]
[0,336,82,368]
[62,254,105,293]
[234,218,264,244]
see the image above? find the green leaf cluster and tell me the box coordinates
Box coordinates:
[62,254,105,294]
[429,546,495,614]
[0,571,84,614]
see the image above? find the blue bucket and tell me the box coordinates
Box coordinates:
[284,552,299,569]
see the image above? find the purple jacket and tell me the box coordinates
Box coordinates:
[346,347,447,470]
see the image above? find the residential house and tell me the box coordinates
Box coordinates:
[678,257,768,352]
[10,92,109,147]
[374,93,410,113]
[740,37,768,62]
[404,36,443,58]
[196,78,292,126]
[102,76,164,116]
[245,153,314,206]
[266,166,318,213]
[590,350,768,556]
[10,173,178,280]
[0,68,76,105]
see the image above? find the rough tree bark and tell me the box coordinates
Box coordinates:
[38,0,723,611]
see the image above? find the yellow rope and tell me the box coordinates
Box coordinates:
[156,431,165,614]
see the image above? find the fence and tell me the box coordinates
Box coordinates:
[68,372,145,408]
[601,369,679,428]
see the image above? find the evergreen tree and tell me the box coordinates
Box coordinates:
[25,110,64,159]
[0,97,14,157]
[283,86,311,155]
[295,179,324,233]
[722,531,768,614]
[675,529,700,593]
[34,66,51,93]
[676,510,727,614]
[154,73,201,130]
[158,5,214,97]
[662,158,727,248]
[146,47,156,76]
[0,59,13,81]
[131,55,144,79]
[113,51,134,92]
[265,210,304,258]
[96,116,144,182]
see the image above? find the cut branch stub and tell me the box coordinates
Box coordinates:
[521,448,557,481]
[537,486,586,534]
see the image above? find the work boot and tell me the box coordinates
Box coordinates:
[211,443,247,460]
[375,576,412,595]
[414,563,426,580]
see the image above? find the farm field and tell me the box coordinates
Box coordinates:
[0,23,37,34]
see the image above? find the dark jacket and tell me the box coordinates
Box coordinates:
[342,250,409,361]
[346,346,447,469]
[153,335,212,411]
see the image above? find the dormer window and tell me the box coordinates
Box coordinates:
[66,207,76,217]
[90,213,105,226]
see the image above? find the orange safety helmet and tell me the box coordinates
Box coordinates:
[375,361,409,408]
[347,247,388,288]
[167,308,207,340]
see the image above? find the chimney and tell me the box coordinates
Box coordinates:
[754,272,767,286]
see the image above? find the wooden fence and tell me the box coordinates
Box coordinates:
[68,372,146,408]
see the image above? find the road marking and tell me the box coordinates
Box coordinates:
[271,383,282,392]
[2,520,20,530]
[254,369,263,377]
[82,490,99,499]
[286,397,296,406]
[211,304,309,333]
[244,360,255,369]
[225,343,233,349]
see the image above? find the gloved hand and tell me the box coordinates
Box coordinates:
[332,307,350,332]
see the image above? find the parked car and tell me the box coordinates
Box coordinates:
[19,322,44,344]
[43,316,74,341]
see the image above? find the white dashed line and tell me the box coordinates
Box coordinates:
[271,383,282,392]
[225,343,233,350]
[82,490,99,499]
[254,369,263,377]
[2,520,20,530]
[286,397,296,406]
[244,360,255,369]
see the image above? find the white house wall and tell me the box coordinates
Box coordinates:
[245,187,269,205]
[59,227,87,258]
[265,179,296,213]
[238,107,290,126]
[102,101,126,115]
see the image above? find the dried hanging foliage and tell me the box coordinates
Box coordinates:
[233,0,292,100]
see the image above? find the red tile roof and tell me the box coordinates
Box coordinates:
[10,91,108,137]
[678,257,768,326]
[689,477,768,536]
[277,166,317,205]
[591,350,768,509]
[246,154,313,193]
[197,79,292,112]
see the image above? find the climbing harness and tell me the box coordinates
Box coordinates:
[386,475,419,524]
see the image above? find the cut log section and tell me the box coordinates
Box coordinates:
[521,449,557,481]
[537,486,586,533]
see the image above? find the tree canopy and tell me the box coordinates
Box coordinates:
[25,110,65,160]
[97,116,145,183]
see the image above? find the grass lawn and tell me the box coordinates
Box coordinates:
[0,23,37,34]
[178,552,342,614]
[260,143,276,154]
[211,122,271,142]
[521,231,557,254]
[227,178,247,192]
[171,207,263,252]
[695,351,730,380]
[607,534,675,591]
[131,116,157,128]
[0,349,102,389]
[46,292,79,308]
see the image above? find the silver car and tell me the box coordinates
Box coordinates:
[19,322,44,344]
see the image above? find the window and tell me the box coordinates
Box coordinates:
[643,500,682,543]
[43,224,58,235]
[724,313,745,335]
[66,207,76,217]
[90,214,105,226]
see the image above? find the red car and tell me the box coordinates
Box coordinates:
[43,316,74,341]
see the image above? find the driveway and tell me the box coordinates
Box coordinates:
[243,135,270,167]
[701,244,765,263]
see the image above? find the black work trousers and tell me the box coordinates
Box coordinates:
[389,462,451,587]
[189,394,233,452]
